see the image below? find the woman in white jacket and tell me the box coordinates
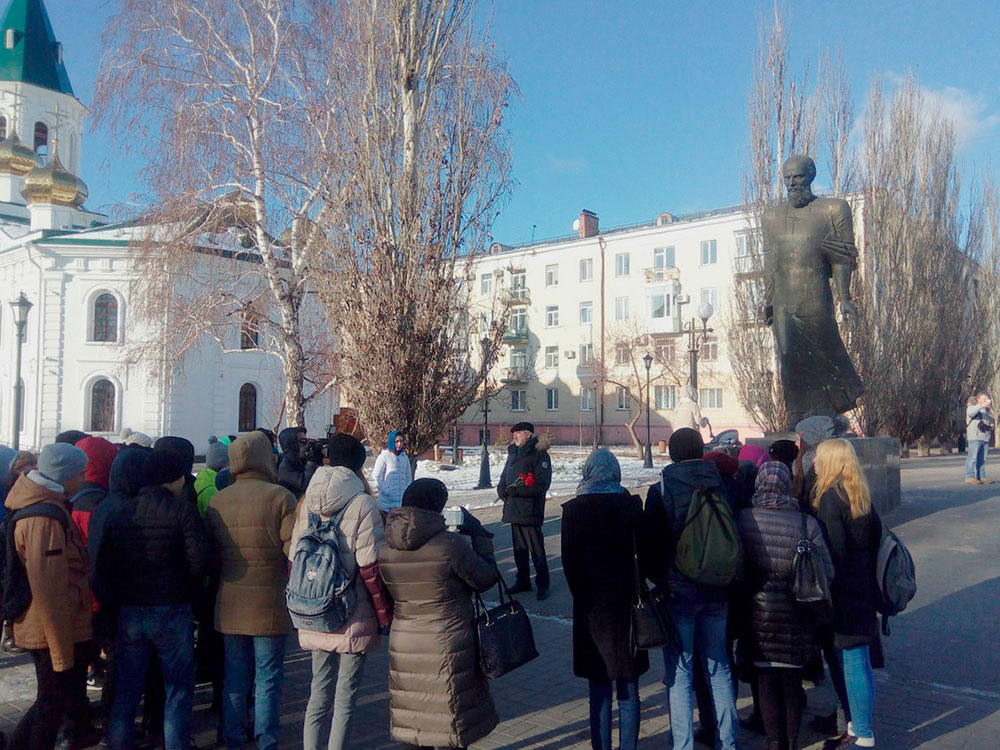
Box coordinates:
[371,430,412,514]
[290,435,393,750]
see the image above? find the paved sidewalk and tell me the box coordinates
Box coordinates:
[2,453,998,749]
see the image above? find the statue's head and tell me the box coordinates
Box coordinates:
[782,155,816,208]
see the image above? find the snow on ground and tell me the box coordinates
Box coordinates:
[415,445,668,510]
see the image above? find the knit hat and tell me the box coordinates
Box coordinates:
[206,436,230,471]
[76,437,119,490]
[55,430,89,445]
[402,478,448,513]
[154,436,196,476]
[120,428,154,448]
[0,445,16,474]
[703,450,739,478]
[511,422,534,433]
[669,427,704,462]
[141,449,189,488]
[768,439,799,467]
[36,443,88,484]
[326,433,366,473]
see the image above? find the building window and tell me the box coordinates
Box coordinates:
[546,387,559,411]
[580,301,593,324]
[90,379,115,433]
[511,348,527,370]
[700,388,723,409]
[511,268,526,290]
[655,340,676,363]
[654,246,675,269]
[649,292,668,319]
[615,344,629,366]
[735,233,748,256]
[615,296,629,321]
[92,293,118,342]
[545,346,558,369]
[615,253,630,277]
[240,308,260,349]
[700,239,718,265]
[509,308,527,336]
[33,121,47,162]
[545,264,559,287]
[616,386,631,411]
[480,273,492,294]
[0,115,6,140]
[655,384,677,410]
[580,258,594,282]
[580,343,594,365]
[511,389,526,411]
[700,336,718,361]
[478,311,492,333]
[701,287,718,310]
[545,305,559,327]
[238,383,258,431]
[580,387,595,411]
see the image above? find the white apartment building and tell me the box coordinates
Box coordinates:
[459,207,763,447]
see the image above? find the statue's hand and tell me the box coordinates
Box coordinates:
[840,298,858,319]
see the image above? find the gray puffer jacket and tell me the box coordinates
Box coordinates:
[966,403,995,444]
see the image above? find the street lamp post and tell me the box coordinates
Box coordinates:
[474,337,492,489]
[643,352,654,468]
[682,302,715,390]
[592,378,599,450]
[9,293,32,450]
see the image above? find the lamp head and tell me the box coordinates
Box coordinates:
[9,292,32,325]
[697,302,714,323]
[643,352,654,371]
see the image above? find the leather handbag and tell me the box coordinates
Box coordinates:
[474,573,538,679]
[792,513,833,623]
[630,534,680,652]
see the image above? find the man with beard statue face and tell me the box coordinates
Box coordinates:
[762,155,865,427]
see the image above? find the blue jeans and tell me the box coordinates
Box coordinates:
[303,651,367,750]
[966,439,987,479]
[663,599,738,750]
[222,634,287,750]
[588,679,639,750]
[108,604,195,750]
[839,645,875,741]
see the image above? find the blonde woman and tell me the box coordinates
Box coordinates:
[813,439,881,750]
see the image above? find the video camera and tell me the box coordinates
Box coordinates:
[298,424,339,465]
[443,506,494,539]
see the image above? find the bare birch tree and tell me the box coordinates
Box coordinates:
[93,0,337,427]
[312,0,516,458]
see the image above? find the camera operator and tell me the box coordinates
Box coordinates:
[276,427,320,498]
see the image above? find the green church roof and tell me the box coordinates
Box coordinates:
[0,0,73,95]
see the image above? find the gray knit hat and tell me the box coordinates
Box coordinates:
[206,436,230,471]
[37,443,88,484]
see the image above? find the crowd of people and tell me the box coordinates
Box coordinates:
[0,411,908,750]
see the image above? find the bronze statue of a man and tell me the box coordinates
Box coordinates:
[762,154,865,426]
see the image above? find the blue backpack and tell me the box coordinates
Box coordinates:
[286,500,358,633]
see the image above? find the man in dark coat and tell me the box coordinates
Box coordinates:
[275,427,318,498]
[497,422,552,599]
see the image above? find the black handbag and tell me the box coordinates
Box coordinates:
[630,535,680,652]
[792,513,833,623]
[473,574,538,679]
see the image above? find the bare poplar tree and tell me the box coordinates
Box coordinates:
[313,0,516,458]
[93,0,337,427]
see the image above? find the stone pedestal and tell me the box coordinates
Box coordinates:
[745,435,900,514]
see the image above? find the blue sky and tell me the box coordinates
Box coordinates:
[46,0,1000,243]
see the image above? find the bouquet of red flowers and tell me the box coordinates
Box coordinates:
[507,471,536,490]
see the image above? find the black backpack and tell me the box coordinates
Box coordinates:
[873,516,917,636]
[1,504,70,622]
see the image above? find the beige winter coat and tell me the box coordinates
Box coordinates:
[380,506,500,748]
[672,396,704,431]
[289,466,384,654]
[205,432,297,636]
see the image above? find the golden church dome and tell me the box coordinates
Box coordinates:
[0,133,38,177]
[20,151,88,207]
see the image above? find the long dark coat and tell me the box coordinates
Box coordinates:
[498,435,552,526]
[561,492,649,682]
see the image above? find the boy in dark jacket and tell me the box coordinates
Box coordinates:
[497,422,552,599]
[101,448,210,750]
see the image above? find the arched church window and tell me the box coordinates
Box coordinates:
[34,121,47,162]
[90,379,115,433]
[0,115,6,140]
[92,293,118,342]
[238,384,257,432]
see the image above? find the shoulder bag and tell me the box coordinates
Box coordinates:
[474,572,538,679]
[630,533,680,653]
[791,512,833,624]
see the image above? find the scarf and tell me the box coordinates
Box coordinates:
[751,461,799,510]
[576,449,627,496]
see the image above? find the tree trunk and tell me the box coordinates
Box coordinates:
[626,412,643,459]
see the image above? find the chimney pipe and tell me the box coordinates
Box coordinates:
[578,209,599,239]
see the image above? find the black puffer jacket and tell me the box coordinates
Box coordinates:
[737,503,834,667]
[276,428,318,498]
[498,435,552,526]
[102,485,210,607]
[816,487,881,643]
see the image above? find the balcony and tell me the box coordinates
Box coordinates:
[644,266,679,283]
[503,325,529,343]
[504,287,531,305]
[501,366,530,383]
[733,254,763,276]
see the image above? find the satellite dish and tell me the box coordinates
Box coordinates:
[572,218,581,231]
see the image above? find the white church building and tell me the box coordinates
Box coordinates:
[0,0,334,452]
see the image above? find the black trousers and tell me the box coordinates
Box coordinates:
[510,524,549,590]
[757,667,805,750]
[9,642,92,750]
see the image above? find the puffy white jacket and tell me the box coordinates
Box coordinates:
[371,450,412,512]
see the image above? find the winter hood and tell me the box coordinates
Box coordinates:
[384,506,446,551]
[303,465,368,517]
[662,458,722,495]
[108,446,153,498]
[76,437,119,490]
[387,430,403,454]
[278,427,305,461]
[507,433,551,457]
[229,432,278,481]
[4,473,65,512]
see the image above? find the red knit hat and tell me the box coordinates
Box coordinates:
[76,436,119,490]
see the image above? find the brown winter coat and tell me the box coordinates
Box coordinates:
[5,474,93,671]
[289,466,392,654]
[380,506,500,748]
[205,432,297,636]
